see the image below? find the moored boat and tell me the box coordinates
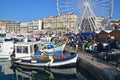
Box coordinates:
[42,42,66,53]
[0,41,14,60]
[11,41,78,68]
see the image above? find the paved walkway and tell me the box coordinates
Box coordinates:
[65,45,120,71]
[65,46,120,80]
[78,50,120,71]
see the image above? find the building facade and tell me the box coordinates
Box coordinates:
[42,14,77,32]
[110,20,120,30]
[6,21,21,33]
[0,20,13,31]
[5,20,42,34]
[0,17,119,34]
[27,20,42,32]
[20,22,28,33]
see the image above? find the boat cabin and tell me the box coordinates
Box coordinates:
[40,36,52,44]
[0,31,6,41]
[0,41,14,53]
[14,41,42,60]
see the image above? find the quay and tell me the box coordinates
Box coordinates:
[66,46,120,80]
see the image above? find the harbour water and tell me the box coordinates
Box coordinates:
[0,61,97,80]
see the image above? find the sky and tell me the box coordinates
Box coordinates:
[0,0,120,22]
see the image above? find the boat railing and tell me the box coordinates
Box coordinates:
[14,56,32,60]
[14,53,53,61]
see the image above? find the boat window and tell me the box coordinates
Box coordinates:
[0,44,1,48]
[17,46,28,54]
[18,75,22,80]
[17,46,22,53]
[0,34,6,38]
[17,35,24,37]
[23,77,29,80]
[0,43,2,52]
[23,46,28,53]
[41,38,48,43]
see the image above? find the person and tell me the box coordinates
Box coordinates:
[106,34,111,43]
[34,44,41,57]
[34,50,41,56]
[106,34,111,51]
[95,35,101,43]
[10,49,15,60]
[76,41,79,52]
[111,37,119,49]
[97,41,104,52]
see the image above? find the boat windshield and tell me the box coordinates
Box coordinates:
[16,46,28,54]
[0,34,6,38]
[41,38,48,43]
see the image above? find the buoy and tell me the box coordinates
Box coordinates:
[60,54,65,59]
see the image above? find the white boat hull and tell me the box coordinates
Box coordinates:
[0,53,11,59]
[13,54,78,68]
[44,43,66,53]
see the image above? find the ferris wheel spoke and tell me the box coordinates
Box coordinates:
[57,0,113,32]
[58,0,75,5]
[58,3,77,9]
[97,0,110,4]
[59,7,79,14]
[68,8,79,14]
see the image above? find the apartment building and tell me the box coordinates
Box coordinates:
[42,14,77,31]
[20,22,28,33]
[111,20,120,29]
[27,20,42,32]
[1,16,119,34]
[0,20,13,30]
[5,20,42,34]
[6,21,21,33]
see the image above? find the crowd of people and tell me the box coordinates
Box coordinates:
[62,33,120,67]
[63,33,120,53]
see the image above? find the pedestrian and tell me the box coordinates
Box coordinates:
[106,34,111,51]
[76,41,78,52]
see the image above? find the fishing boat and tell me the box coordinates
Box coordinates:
[42,42,66,53]
[11,41,78,68]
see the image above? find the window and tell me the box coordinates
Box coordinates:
[17,46,28,54]
[0,44,1,48]
[17,46,22,53]
[18,75,22,80]
[23,77,29,80]
[23,46,28,53]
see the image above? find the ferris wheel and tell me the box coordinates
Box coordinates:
[56,0,113,32]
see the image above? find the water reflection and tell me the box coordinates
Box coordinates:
[14,67,87,80]
[0,61,16,80]
[0,61,96,80]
